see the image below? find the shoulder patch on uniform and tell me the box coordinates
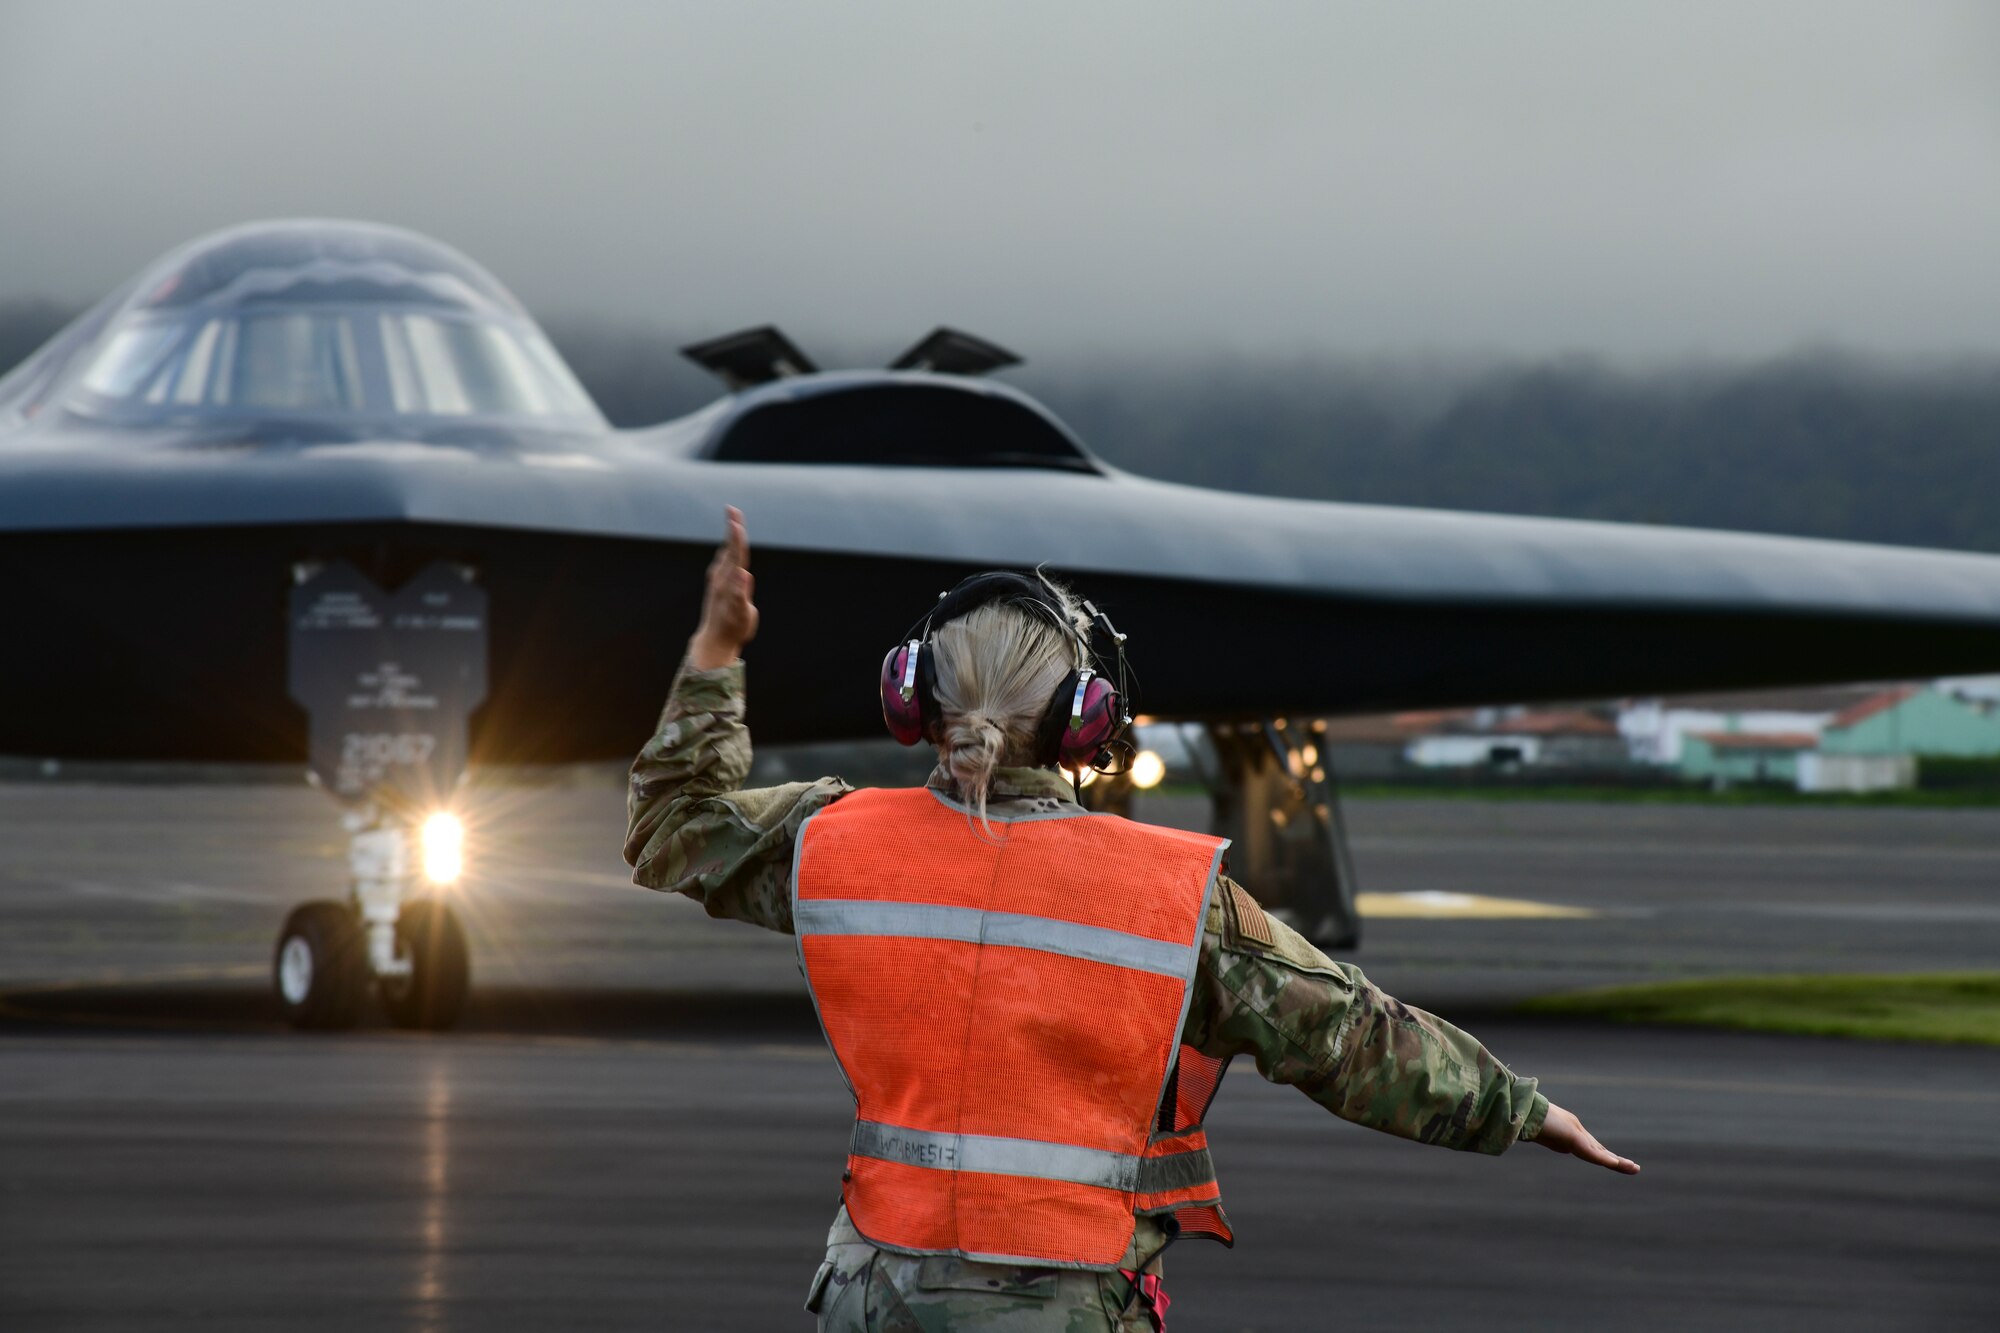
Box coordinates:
[1227,880,1277,948]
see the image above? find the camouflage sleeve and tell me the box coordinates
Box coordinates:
[1183,876,1549,1154]
[623,656,851,935]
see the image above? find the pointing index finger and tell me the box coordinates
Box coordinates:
[724,505,749,568]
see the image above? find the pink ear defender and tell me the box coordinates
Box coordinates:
[1056,669,1123,768]
[879,641,926,746]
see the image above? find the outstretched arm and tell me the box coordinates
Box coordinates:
[1187,878,1638,1173]
[624,507,850,933]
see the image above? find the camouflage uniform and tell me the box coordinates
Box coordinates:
[627,660,1550,1330]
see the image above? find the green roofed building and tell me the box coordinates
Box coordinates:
[1795,687,2000,792]
[1817,687,2000,758]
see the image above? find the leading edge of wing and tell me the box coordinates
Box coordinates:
[3,447,2000,627]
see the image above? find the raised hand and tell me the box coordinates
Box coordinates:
[1532,1103,1641,1175]
[690,506,758,670]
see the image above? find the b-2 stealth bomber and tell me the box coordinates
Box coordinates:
[4,220,1997,1026]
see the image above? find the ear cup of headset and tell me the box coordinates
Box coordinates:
[880,642,926,746]
[1055,672,1124,768]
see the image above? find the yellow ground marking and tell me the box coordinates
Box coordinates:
[1356,891,1597,920]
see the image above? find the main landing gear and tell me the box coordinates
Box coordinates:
[273,807,470,1031]
[1088,717,1361,951]
[1202,717,1361,951]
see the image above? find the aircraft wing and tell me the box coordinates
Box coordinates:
[5,428,1999,763]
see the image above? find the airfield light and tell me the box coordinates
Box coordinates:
[420,812,466,886]
[1130,750,1167,790]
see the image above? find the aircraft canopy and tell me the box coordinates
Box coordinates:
[45,221,605,429]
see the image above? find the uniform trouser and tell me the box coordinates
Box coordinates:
[807,1206,1163,1332]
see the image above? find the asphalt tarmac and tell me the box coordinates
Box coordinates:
[3,783,1999,1329]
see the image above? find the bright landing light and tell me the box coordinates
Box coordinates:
[1130,750,1166,790]
[420,812,466,885]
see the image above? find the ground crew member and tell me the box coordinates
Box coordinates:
[626,508,1638,1331]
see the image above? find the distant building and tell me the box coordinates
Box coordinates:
[1796,752,1917,794]
[1406,734,1539,769]
[1678,732,1817,787]
[1936,674,2000,705]
[1313,683,2000,791]
[1314,715,1436,779]
[1618,685,1878,764]
[1404,709,1625,772]
[1816,686,2000,759]
[1486,710,1627,769]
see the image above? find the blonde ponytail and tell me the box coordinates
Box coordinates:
[942,710,1008,830]
[927,585,1087,834]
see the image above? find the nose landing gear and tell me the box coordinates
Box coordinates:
[271,814,471,1032]
[282,559,486,1032]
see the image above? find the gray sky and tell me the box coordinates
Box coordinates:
[3,0,1996,361]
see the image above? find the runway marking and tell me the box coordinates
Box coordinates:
[1541,1070,2000,1106]
[1357,891,1596,920]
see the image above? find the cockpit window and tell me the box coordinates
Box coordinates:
[68,306,599,425]
[378,313,587,417]
[231,313,364,410]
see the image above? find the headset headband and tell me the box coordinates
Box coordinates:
[904,570,1092,667]
[881,568,1136,771]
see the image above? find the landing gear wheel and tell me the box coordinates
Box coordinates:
[275,900,367,1030]
[380,897,470,1031]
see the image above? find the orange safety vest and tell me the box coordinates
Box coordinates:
[792,786,1235,1269]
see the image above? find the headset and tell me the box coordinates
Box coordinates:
[879,570,1135,771]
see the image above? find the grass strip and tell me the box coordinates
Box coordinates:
[1518,972,2000,1046]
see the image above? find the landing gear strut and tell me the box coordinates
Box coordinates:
[271,807,471,1031]
[1202,719,1360,951]
[379,897,470,1030]
[1096,718,1360,951]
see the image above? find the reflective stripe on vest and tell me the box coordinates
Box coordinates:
[850,1119,1219,1197]
[794,900,1195,977]
[793,786,1228,1269]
